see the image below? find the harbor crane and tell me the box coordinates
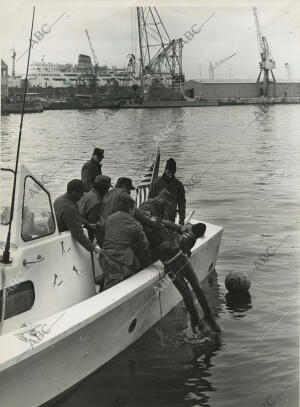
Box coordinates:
[136,7,184,95]
[85,29,99,76]
[209,53,237,80]
[11,47,16,78]
[252,7,276,97]
[123,53,136,85]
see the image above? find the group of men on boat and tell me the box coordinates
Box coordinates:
[53,148,220,333]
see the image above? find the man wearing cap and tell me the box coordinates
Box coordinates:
[155,222,220,333]
[149,158,186,225]
[81,148,104,191]
[99,194,151,290]
[102,177,135,219]
[78,175,112,246]
[54,179,101,254]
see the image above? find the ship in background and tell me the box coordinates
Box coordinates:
[3,6,300,111]
[26,55,138,89]
[7,7,186,105]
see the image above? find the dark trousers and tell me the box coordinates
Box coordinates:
[167,256,213,328]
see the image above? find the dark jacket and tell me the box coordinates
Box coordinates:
[78,188,105,225]
[173,230,197,257]
[138,198,172,260]
[149,174,186,223]
[103,211,151,270]
[138,198,167,220]
[54,193,93,252]
[78,188,106,246]
[81,159,102,191]
[102,187,129,219]
[102,188,158,231]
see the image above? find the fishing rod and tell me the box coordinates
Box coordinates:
[1,7,35,264]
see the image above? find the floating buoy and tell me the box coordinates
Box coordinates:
[225,271,251,293]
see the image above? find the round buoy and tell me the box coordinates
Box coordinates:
[225,271,251,293]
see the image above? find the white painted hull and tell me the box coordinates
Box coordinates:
[0,221,223,407]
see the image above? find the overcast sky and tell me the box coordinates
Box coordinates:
[1,0,299,81]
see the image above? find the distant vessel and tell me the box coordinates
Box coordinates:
[1,93,43,114]
[27,57,137,89]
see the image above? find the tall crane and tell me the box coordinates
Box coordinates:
[11,47,16,79]
[85,29,99,75]
[209,53,237,80]
[252,7,276,97]
[123,53,136,85]
[137,7,184,95]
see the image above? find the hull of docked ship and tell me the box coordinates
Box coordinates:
[0,165,223,407]
[1,101,43,114]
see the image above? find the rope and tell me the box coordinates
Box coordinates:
[158,284,165,347]
[0,267,7,334]
[153,262,165,347]
[161,250,183,266]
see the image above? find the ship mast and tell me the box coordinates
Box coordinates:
[11,47,16,79]
[1,8,35,264]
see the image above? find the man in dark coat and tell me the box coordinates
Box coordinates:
[54,179,100,254]
[149,158,186,225]
[138,189,173,221]
[99,194,151,290]
[101,177,162,237]
[138,189,175,260]
[102,177,135,219]
[81,148,104,191]
[78,175,112,246]
[149,220,220,333]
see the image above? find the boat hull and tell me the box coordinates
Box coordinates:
[1,101,43,114]
[0,222,223,407]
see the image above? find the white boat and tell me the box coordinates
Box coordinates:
[0,165,223,407]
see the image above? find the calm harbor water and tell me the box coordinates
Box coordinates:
[1,105,299,407]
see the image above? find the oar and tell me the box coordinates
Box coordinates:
[185,209,195,225]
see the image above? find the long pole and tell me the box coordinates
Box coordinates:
[137,7,144,89]
[1,7,35,264]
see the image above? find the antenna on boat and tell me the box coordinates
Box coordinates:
[1,7,35,264]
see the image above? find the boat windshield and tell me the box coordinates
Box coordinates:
[0,169,14,225]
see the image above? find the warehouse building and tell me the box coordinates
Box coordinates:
[182,79,300,99]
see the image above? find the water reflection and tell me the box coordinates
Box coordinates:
[254,106,273,132]
[183,334,221,406]
[181,270,223,406]
[225,292,252,318]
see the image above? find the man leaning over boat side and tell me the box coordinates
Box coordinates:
[100,176,162,236]
[81,147,104,191]
[138,189,176,260]
[142,217,220,333]
[54,179,101,254]
[99,194,151,290]
[156,222,220,334]
[149,158,186,225]
[138,188,177,231]
[78,175,112,246]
